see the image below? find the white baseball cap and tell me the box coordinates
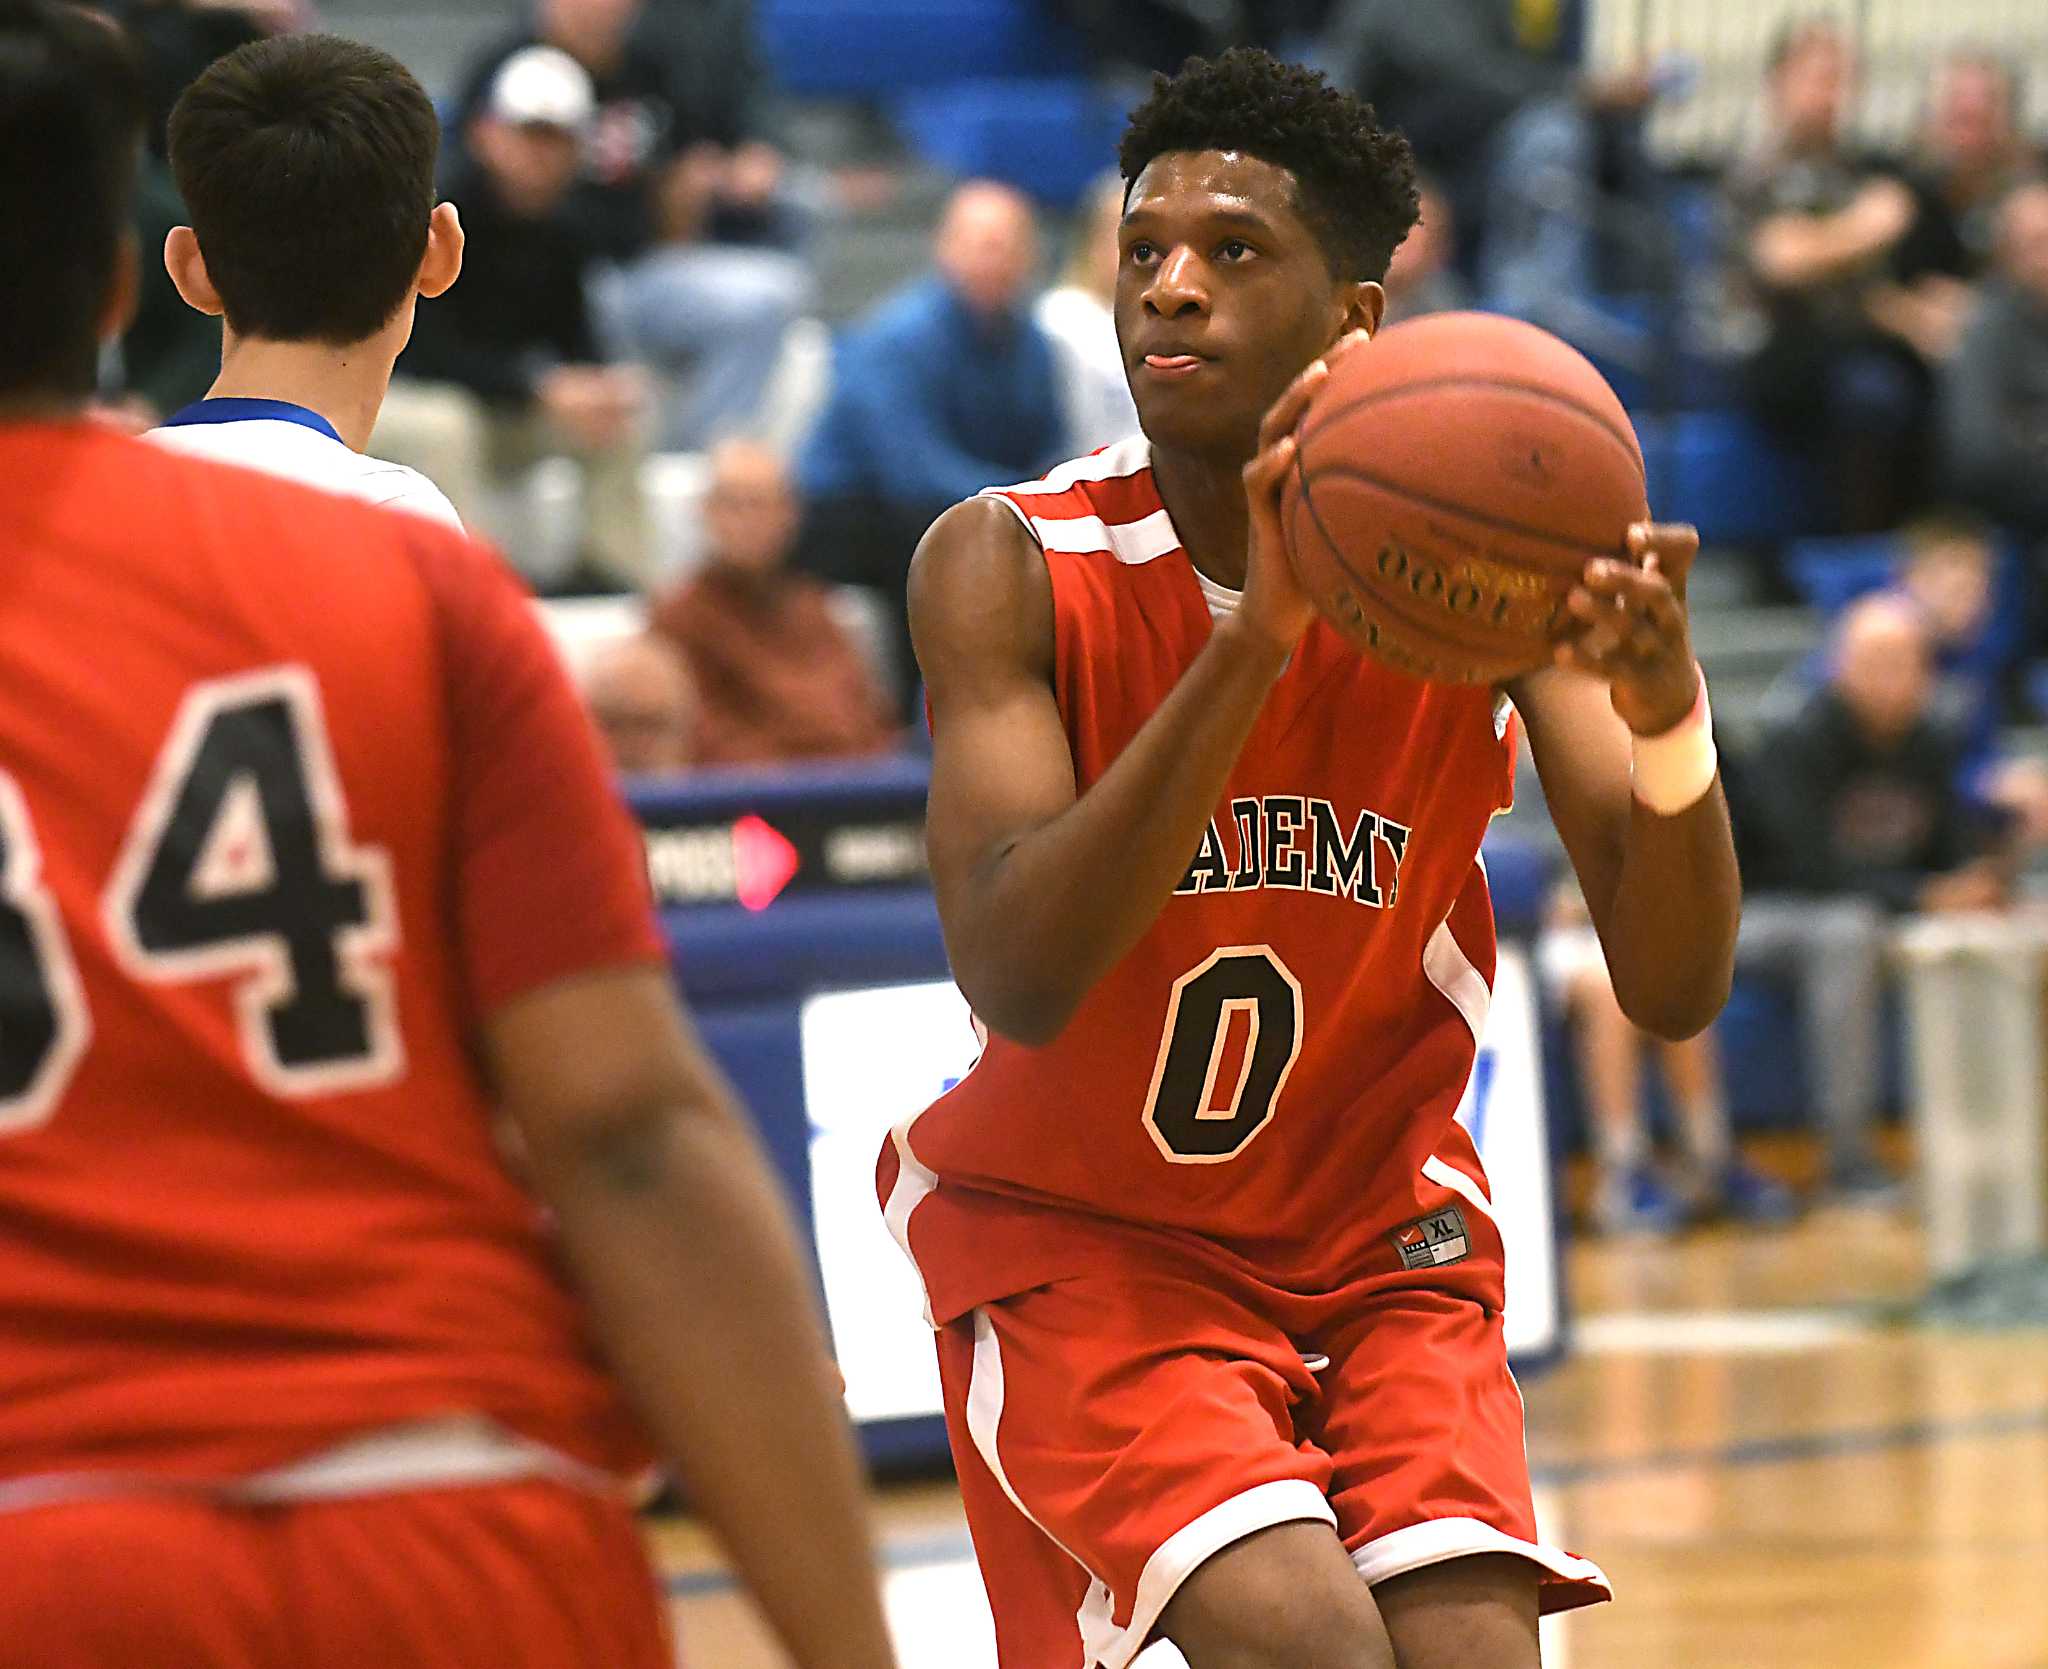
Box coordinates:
[487,45,595,131]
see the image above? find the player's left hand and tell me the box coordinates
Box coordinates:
[1552,521,1701,737]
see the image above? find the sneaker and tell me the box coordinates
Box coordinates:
[1696,1157,1800,1226]
[1591,1164,1688,1236]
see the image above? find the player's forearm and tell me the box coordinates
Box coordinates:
[948,620,1287,1044]
[533,1102,898,1669]
[1597,782,1740,1039]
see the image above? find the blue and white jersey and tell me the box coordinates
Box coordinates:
[147,397,464,533]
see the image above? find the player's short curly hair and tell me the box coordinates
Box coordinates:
[1119,48,1419,284]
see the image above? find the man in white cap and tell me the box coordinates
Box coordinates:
[373,40,654,591]
[148,33,467,527]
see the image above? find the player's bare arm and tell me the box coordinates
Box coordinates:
[1506,523,1740,1040]
[914,354,1340,1046]
[487,967,899,1669]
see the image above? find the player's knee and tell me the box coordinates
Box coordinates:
[1170,1612,1394,1669]
[1160,1530,1395,1669]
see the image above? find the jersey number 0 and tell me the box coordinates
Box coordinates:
[1141,945,1304,1163]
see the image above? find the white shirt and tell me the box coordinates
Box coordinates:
[147,397,465,533]
[1034,285,1141,455]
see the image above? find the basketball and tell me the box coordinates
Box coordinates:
[1280,311,1650,684]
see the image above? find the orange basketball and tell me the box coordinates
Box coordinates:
[1279,311,1649,684]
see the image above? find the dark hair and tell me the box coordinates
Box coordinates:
[1118,47,1418,283]
[168,34,439,345]
[0,0,144,398]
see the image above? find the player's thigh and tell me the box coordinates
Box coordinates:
[285,1478,671,1669]
[936,1321,1095,1669]
[0,1495,282,1669]
[1314,1286,1608,1618]
[1374,1554,1539,1669]
[1154,1519,1394,1669]
[938,1268,1338,1669]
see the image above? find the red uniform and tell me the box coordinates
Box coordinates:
[0,421,670,1667]
[880,436,1608,1668]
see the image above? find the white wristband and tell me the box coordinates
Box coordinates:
[1630,668,1717,816]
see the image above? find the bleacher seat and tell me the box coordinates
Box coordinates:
[1638,409,1825,544]
[892,77,1125,207]
[758,0,1084,99]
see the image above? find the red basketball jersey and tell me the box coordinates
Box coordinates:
[0,421,664,1487]
[881,437,1518,1326]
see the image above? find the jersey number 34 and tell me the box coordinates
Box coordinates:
[0,667,400,1134]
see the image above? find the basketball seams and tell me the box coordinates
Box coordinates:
[1299,378,1645,476]
[1299,461,1643,563]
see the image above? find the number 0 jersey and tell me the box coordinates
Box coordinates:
[0,421,663,1489]
[881,437,1518,1326]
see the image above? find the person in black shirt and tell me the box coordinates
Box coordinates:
[1874,51,2030,367]
[374,44,651,591]
[1732,594,2014,1199]
[453,0,811,450]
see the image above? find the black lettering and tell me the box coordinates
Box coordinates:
[1229,798,1262,890]
[1177,819,1232,894]
[1376,815,1412,907]
[1262,796,1306,890]
[1307,800,1383,907]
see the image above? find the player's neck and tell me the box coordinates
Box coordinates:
[206,333,396,454]
[1150,444,1252,592]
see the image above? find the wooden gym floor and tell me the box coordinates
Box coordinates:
[652,1167,2048,1669]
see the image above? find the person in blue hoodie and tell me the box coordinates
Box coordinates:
[798,180,1068,716]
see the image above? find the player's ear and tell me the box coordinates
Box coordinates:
[1347,280,1385,340]
[416,202,465,300]
[97,227,140,344]
[163,227,224,318]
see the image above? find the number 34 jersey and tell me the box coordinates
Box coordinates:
[0,422,663,1487]
[881,437,1519,1327]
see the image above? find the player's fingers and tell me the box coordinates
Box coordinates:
[1626,520,1699,589]
[1259,357,1331,449]
[1243,432,1298,498]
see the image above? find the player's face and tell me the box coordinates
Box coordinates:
[1117,151,1355,458]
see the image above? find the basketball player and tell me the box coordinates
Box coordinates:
[145,33,464,527]
[0,7,897,1667]
[880,50,1738,1669]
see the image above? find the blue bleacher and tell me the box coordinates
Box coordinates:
[893,77,1127,206]
[1638,409,1826,544]
[758,0,1083,98]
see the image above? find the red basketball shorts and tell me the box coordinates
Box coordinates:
[935,1247,1609,1669]
[0,1478,672,1669]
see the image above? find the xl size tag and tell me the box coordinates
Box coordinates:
[1391,1205,1470,1271]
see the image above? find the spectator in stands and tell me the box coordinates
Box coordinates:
[1329,0,1660,325]
[1380,173,1469,325]
[629,0,827,253]
[1734,593,2015,1199]
[1943,181,2048,546]
[797,180,1065,716]
[1541,882,1793,1236]
[375,45,651,592]
[455,0,811,449]
[1721,19,1935,532]
[651,441,897,766]
[1035,173,1140,454]
[1874,51,2031,367]
[582,630,698,775]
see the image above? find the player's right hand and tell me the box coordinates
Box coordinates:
[1236,330,1369,659]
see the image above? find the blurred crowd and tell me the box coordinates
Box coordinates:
[69,0,2048,1231]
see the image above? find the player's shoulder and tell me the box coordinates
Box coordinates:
[357,458,467,534]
